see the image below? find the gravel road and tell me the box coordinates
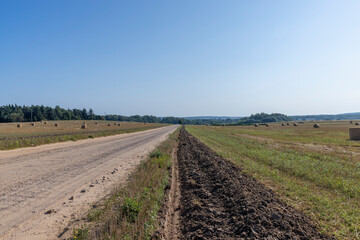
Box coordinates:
[0,125,178,240]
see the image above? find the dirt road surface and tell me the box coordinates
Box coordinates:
[0,125,178,240]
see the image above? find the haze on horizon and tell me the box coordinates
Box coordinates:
[1,0,360,117]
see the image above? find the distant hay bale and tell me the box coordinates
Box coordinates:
[31,122,35,126]
[286,122,290,125]
[83,121,86,124]
[356,123,360,126]
[313,123,320,128]
[44,121,47,124]
[254,124,259,127]
[293,123,298,126]
[349,128,360,140]
[108,123,111,126]
[350,121,353,124]
[17,123,22,128]
[113,123,117,125]
[117,123,121,126]
[95,122,98,125]
[265,123,269,127]
[55,123,59,127]
[81,124,87,129]
[281,123,285,126]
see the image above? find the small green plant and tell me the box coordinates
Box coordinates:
[150,150,164,159]
[121,197,141,223]
[87,209,102,222]
[73,225,89,240]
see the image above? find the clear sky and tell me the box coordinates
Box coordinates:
[1,0,360,117]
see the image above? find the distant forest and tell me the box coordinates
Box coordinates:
[0,104,198,125]
[291,113,360,121]
[233,113,292,125]
[0,105,101,122]
[3,104,355,125]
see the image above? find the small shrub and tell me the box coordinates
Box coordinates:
[121,198,141,223]
[87,209,102,222]
[150,150,164,159]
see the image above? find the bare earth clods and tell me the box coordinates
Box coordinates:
[178,128,330,239]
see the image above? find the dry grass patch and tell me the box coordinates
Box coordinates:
[0,120,167,150]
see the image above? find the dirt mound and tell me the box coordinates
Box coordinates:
[177,128,330,239]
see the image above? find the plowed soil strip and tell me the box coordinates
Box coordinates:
[177,128,330,239]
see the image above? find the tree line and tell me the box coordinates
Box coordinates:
[235,113,292,124]
[0,105,292,125]
[0,105,190,124]
[0,105,100,122]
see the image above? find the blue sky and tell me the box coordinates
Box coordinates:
[1,0,360,117]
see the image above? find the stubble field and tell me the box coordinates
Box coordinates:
[0,120,165,150]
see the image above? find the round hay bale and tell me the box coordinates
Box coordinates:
[356,122,360,126]
[313,123,320,128]
[117,123,121,126]
[114,123,117,125]
[44,121,47,124]
[108,123,111,126]
[286,122,290,125]
[95,122,98,125]
[17,123,22,128]
[281,123,285,126]
[293,123,298,126]
[81,124,87,129]
[265,123,269,127]
[31,122,35,126]
[349,128,360,140]
[55,123,59,127]
[254,124,259,127]
[350,121,353,124]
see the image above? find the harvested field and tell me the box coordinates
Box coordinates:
[176,128,329,239]
[0,120,166,150]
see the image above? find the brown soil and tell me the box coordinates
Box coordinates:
[153,140,182,240]
[177,127,331,239]
[162,141,181,240]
